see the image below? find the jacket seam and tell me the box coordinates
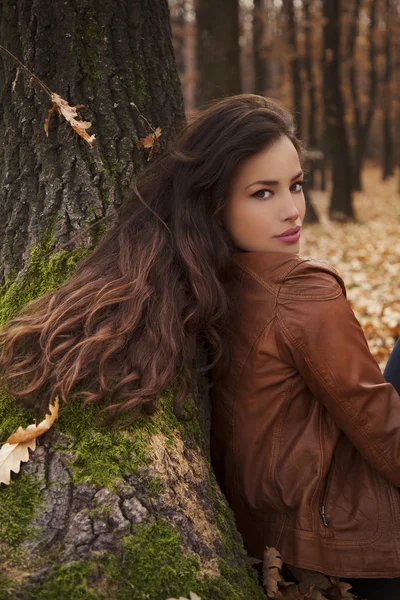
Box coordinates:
[234,258,309,298]
[233,257,344,301]
[277,314,399,481]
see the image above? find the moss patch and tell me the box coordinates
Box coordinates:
[56,396,163,494]
[0,474,43,547]
[28,517,264,600]
[0,392,33,442]
[31,560,110,600]
[72,10,102,83]
[0,229,89,326]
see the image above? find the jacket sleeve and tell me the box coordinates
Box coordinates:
[275,260,400,487]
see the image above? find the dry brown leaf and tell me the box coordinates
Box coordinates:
[44,93,95,147]
[275,581,315,599]
[0,397,60,485]
[288,566,331,591]
[136,126,162,160]
[328,577,357,599]
[263,546,284,597]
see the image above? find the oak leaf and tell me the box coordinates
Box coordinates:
[0,397,60,485]
[44,93,95,147]
[136,126,162,160]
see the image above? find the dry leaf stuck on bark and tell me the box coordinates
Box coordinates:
[0,397,59,485]
[44,93,95,147]
[136,126,162,160]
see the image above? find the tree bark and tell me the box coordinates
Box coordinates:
[0,1,265,598]
[322,0,354,220]
[195,0,241,106]
[0,0,185,282]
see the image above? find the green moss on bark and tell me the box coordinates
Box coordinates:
[0,230,89,326]
[56,396,164,494]
[24,517,264,600]
[0,474,43,547]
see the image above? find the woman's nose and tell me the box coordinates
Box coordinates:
[281,194,300,222]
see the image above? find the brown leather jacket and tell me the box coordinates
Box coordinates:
[210,251,400,578]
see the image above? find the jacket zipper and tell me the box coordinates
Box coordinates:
[319,457,335,527]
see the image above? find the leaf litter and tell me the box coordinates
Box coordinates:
[303,166,400,371]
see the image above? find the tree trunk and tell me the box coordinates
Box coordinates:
[382,0,394,180]
[348,0,377,191]
[283,0,303,139]
[0,0,185,282]
[322,0,354,221]
[0,1,265,598]
[195,0,241,106]
[253,0,272,96]
[303,0,319,190]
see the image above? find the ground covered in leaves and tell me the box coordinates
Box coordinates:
[303,165,400,371]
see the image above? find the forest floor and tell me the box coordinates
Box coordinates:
[302,164,400,371]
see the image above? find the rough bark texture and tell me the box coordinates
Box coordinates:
[0,1,265,598]
[0,0,185,280]
[322,0,354,220]
[195,0,241,106]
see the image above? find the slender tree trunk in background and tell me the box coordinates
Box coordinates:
[283,0,303,138]
[0,2,265,598]
[253,0,272,95]
[382,0,394,180]
[322,0,354,220]
[348,0,377,191]
[195,0,241,106]
[303,0,318,190]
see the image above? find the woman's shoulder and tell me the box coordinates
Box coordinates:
[231,251,346,300]
[280,255,347,300]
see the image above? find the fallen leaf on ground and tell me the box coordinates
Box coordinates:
[263,546,284,597]
[0,397,59,485]
[302,167,400,371]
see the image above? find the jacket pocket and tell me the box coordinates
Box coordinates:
[319,457,335,528]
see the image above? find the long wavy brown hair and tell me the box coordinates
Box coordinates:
[0,94,302,421]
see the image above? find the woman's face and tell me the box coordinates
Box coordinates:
[223,136,306,253]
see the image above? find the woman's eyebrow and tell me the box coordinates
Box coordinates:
[245,170,303,189]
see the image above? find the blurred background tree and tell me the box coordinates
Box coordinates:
[169,0,400,221]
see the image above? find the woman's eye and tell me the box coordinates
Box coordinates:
[291,181,304,193]
[252,189,272,200]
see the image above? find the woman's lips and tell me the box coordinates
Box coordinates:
[275,226,301,244]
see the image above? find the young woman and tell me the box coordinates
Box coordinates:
[1,94,400,599]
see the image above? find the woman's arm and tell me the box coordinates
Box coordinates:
[276,262,400,487]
